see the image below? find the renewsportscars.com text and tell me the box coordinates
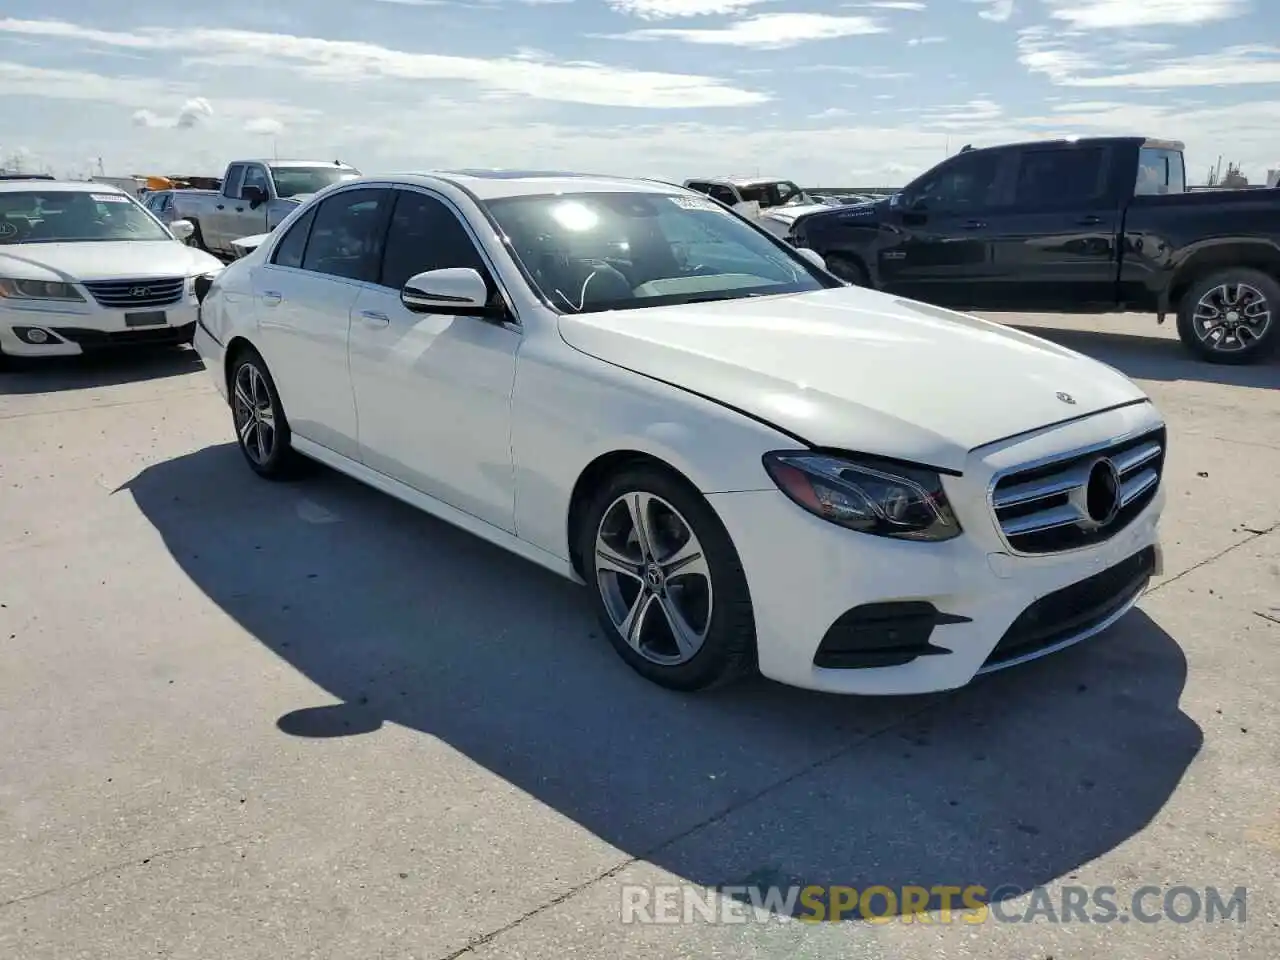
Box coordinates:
[620,884,1248,925]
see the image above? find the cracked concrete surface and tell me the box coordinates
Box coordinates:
[1,312,1277,959]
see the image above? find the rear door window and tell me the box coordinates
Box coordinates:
[1135,147,1186,195]
[1013,147,1109,208]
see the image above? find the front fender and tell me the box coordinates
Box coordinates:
[510,340,796,562]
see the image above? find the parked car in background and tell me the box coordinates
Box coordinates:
[0,181,222,361]
[790,136,1280,364]
[0,173,56,181]
[143,187,218,226]
[194,170,1165,696]
[173,159,360,259]
[683,175,833,239]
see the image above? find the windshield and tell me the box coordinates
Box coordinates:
[738,180,812,208]
[0,190,172,244]
[484,191,834,314]
[270,166,361,199]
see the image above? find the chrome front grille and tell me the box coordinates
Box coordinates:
[83,277,185,309]
[990,427,1166,555]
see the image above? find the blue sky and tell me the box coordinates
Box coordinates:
[0,0,1276,185]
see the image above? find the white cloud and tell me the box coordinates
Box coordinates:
[1043,0,1249,29]
[3,14,1280,185]
[605,12,888,48]
[906,35,946,44]
[1019,27,1280,88]
[846,1,926,9]
[607,0,772,18]
[0,18,767,108]
[968,0,1014,21]
[245,117,285,136]
[796,64,913,79]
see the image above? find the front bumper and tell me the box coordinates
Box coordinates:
[0,299,199,357]
[707,402,1167,695]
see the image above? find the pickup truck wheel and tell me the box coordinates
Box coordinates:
[826,254,868,287]
[1177,268,1279,364]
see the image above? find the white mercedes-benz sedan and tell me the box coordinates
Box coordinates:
[0,180,223,360]
[193,170,1166,695]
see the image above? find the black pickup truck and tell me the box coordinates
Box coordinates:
[789,137,1280,364]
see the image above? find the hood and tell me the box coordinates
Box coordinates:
[0,240,224,282]
[557,287,1146,473]
[759,203,837,227]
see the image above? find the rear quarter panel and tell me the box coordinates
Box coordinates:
[1119,190,1280,311]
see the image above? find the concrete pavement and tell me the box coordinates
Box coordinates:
[1,312,1277,959]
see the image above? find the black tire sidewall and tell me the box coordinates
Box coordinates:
[230,350,294,478]
[579,466,757,691]
[1177,268,1280,364]
[826,254,868,287]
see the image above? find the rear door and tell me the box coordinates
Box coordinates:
[982,144,1121,310]
[878,148,1013,308]
[250,187,392,460]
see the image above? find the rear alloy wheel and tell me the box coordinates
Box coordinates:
[230,349,304,480]
[582,467,756,691]
[1177,268,1279,364]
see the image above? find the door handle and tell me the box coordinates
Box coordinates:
[962,220,986,230]
[235,207,244,212]
[359,310,390,327]
[261,290,282,306]
[1076,215,1102,225]
[216,204,224,210]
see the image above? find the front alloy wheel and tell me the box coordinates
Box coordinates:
[595,492,713,666]
[581,466,756,691]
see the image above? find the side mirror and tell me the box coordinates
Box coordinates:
[794,247,826,271]
[169,219,195,242]
[401,268,501,318]
[242,184,267,205]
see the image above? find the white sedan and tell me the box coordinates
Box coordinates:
[193,171,1166,695]
[0,180,223,360]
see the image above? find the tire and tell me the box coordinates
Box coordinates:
[1175,267,1279,365]
[825,253,869,287]
[227,346,306,480]
[579,465,757,692]
[187,220,209,253]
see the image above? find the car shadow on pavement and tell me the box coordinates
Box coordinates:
[1010,324,1280,388]
[123,444,1203,918]
[0,346,204,395]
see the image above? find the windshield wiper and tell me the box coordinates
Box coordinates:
[682,291,772,304]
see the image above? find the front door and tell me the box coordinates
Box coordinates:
[347,187,520,533]
[878,148,1012,309]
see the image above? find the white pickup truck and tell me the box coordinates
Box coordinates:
[682,176,837,240]
[172,158,360,259]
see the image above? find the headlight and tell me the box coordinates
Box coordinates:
[0,278,84,301]
[189,272,220,303]
[762,451,962,542]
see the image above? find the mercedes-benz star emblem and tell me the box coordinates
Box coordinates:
[644,562,664,591]
[1084,457,1122,527]
[130,286,152,298]
[1056,391,1076,405]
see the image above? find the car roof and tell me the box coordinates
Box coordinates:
[241,159,358,168]
[0,179,125,194]
[363,170,689,200]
